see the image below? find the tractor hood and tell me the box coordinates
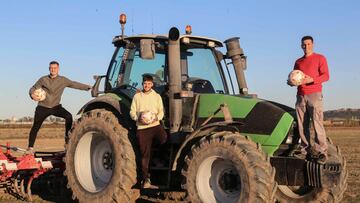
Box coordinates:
[266,100,297,120]
[194,94,294,155]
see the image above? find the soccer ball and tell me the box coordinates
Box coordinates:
[140,111,156,125]
[288,70,305,86]
[33,88,46,101]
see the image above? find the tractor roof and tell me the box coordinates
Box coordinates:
[112,34,223,47]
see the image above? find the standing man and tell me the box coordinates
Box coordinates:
[130,75,167,189]
[28,61,91,153]
[291,36,330,164]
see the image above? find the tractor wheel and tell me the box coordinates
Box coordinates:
[275,138,348,203]
[65,109,138,203]
[181,131,276,203]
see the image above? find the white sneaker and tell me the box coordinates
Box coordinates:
[142,178,158,189]
[25,147,34,155]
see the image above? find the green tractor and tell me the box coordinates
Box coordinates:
[64,16,347,203]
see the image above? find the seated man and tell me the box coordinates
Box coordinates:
[130,74,167,189]
[186,78,215,93]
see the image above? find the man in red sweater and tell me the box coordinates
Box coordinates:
[292,36,330,164]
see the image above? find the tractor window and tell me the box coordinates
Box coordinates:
[186,48,226,93]
[122,48,166,90]
[107,47,125,89]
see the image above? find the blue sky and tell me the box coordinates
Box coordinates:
[0,0,359,119]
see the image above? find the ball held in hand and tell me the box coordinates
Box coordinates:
[140,111,156,125]
[33,88,46,101]
[288,70,305,86]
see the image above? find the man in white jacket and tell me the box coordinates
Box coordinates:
[130,74,167,189]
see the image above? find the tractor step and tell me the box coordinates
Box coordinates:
[149,144,175,189]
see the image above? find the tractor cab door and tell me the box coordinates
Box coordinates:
[179,47,229,132]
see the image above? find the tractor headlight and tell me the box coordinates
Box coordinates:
[284,121,299,144]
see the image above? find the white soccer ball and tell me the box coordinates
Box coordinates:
[140,111,156,125]
[33,88,46,101]
[288,70,305,86]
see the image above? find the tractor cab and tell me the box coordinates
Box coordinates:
[97,34,230,96]
[91,14,248,99]
[90,20,250,134]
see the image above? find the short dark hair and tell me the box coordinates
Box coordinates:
[142,74,154,82]
[301,36,313,43]
[49,61,59,66]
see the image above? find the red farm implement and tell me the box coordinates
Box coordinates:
[0,143,65,201]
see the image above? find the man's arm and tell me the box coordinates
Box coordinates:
[130,94,138,121]
[64,77,91,91]
[156,95,164,121]
[301,56,329,85]
[312,56,330,84]
[29,78,43,99]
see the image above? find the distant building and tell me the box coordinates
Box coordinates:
[323,120,332,126]
[10,116,17,123]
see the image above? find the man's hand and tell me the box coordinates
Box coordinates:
[152,114,158,123]
[138,118,145,125]
[287,79,294,87]
[87,85,92,91]
[31,93,41,101]
[301,75,314,85]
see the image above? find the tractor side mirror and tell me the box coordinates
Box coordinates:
[91,75,106,97]
[140,39,155,60]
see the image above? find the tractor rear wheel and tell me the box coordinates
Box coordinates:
[65,109,138,203]
[181,131,276,203]
[275,138,348,203]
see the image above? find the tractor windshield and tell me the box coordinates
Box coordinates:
[106,41,227,94]
[106,44,166,92]
[182,48,227,94]
[122,48,166,89]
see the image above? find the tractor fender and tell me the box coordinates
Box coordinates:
[171,121,243,171]
[77,94,122,115]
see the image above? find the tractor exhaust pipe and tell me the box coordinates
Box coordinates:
[168,27,182,133]
[224,37,248,95]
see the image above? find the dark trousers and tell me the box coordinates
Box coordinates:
[136,124,167,181]
[28,105,73,148]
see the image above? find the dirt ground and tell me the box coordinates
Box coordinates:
[0,125,359,202]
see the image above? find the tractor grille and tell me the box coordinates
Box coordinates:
[306,161,322,187]
[324,163,341,173]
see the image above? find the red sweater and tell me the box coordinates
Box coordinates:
[294,53,329,95]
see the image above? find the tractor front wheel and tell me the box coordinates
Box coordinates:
[275,138,348,203]
[65,109,138,203]
[181,132,276,203]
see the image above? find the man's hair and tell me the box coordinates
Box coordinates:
[301,36,313,43]
[143,74,154,82]
[49,61,59,66]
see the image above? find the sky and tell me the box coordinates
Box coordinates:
[0,0,359,119]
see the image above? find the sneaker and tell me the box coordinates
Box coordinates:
[25,147,34,155]
[317,153,327,165]
[142,178,158,189]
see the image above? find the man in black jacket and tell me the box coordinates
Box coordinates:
[28,61,91,153]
